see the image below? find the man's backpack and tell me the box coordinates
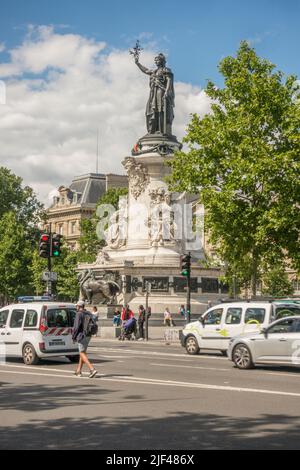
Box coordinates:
[83,312,98,337]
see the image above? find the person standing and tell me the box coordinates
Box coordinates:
[92,306,99,321]
[113,308,121,326]
[72,301,98,378]
[137,305,146,341]
[179,305,187,321]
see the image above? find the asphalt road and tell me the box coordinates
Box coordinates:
[1,339,300,450]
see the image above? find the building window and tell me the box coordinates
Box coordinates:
[201,278,219,293]
[173,277,198,293]
[70,221,76,234]
[59,225,64,236]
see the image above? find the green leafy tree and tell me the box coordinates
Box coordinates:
[0,166,45,230]
[0,212,34,304]
[30,251,47,295]
[168,41,300,295]
[54,248,80,301]
[261,265,294,298]
[78,187,128,263]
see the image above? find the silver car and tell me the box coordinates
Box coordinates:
[228,316,300,369]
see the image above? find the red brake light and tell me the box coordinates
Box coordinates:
[39,307,48,333]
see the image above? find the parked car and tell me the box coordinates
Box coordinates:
[181,301,300,355]
[0,302,79,365]
[228,315,300,369]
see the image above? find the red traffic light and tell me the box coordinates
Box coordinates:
[39,233,50,258]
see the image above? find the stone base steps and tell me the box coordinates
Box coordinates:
[95,326,184,342]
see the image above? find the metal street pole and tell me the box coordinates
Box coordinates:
[145,281,151,341]
[46,224,52,297]
[186,252,191,324]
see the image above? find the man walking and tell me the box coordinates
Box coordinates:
[72,300,98,378]
[137,305,146,340]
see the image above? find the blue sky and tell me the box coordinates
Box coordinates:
[0,0,299,87]
[0,0,299,202]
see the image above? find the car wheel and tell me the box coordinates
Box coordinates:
[233,344,254,369]
[23,344,40,365]
[66,355,80,363]
[185,336,200,355]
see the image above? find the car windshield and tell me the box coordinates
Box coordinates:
[203,308,223,325]
[275,305,300,320]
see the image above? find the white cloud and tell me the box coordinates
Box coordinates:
[0,26,211,205]
[0,43,5,53]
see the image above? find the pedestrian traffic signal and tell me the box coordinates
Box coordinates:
[39,233,50,258]
[51,233,63,257]
[180,254,191,277]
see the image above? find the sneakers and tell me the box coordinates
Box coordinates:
[74,371,82,377]
[88,369,98,379]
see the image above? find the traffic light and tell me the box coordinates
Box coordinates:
[51,233,63,258]
[39,233,50,258]
[180,254,191,277]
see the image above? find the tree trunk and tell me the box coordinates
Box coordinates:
[251,255,258,298]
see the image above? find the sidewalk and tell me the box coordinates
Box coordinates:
[91,337,182,347]
[92,326,183,345]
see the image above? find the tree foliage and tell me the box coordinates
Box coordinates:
[168,41,300,294]
[261,265,294,298]
[0,166,45,230]
[0,212,34,303]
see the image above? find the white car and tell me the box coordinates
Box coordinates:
[0,302,79,365]
[228,315,300,369]
[181,301,300,355]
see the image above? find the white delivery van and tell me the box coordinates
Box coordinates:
[181,301,300,355]
[0,302,79,365]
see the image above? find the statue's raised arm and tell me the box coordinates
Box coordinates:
[134,57,152,76]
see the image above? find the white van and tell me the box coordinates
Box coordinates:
[181,301,300,355]
[0,302,79,365]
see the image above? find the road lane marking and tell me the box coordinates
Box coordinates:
[1,364,76,374]
[150,363,229,372]
[3,362,300,380]
[1,368,300,398]
[90,347,227,360]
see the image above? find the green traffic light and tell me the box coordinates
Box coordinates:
[181,270,189,276]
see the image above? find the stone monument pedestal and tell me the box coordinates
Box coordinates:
[78,134,227,314]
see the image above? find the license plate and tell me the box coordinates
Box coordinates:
[49,341,65,347]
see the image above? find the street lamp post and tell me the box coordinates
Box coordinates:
[145,281,151,341]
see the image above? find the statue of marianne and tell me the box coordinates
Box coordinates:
[134,53,175,136]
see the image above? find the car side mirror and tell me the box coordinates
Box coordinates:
[200,317,205,328]
[261,328,268,338]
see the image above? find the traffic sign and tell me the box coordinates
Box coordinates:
[42,271,58,282]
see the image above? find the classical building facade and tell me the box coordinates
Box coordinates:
[45,173,128,250]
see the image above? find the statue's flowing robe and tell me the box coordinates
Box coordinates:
[146,67,175,134]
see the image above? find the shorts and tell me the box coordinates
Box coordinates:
[78,336,91,353]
